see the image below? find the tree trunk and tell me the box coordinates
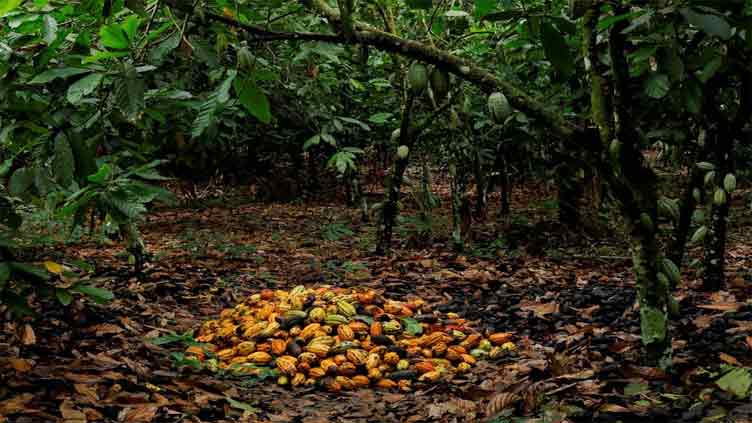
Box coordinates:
[495,146,511,216]
[669,162,704,267]
[473,148,488,220]
[376,93,416,255]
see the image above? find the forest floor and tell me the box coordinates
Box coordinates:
[1,181,752,423]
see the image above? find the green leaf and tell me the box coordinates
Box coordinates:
[541,22,573,75]
[10,262,50,280]
[67,73,104,105]
[148,331,195,346]
[87,163,112,185]
[115,63,145,120]
[401,317,423,336]
[30,67,91,84]
[406,0,431,9]
[597,11,643,31]
[226,397,258,413]
[234,77,272,124]
[683,80,702,114]
[99,23,129,49]
[624,382,648,396]
[474,0,495,18]
[698,56,723,84]
[680,8,732,40]
[0,158,13,178]
[42,14,58,44]
[148,33,180,65]
[640,306,666,346]
[122,15,141,42]
[716,367,752,399]
[0,262,10,290]
[368,112,393,124]
[0,0,24,16]
[53,135,76,188]
[72,284,114,303]
[644,73,670,99]
[56,288,73,306]
[9,167,34,196]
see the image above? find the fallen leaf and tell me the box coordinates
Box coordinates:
[21,324,35,346]
[90,323,124,337]
[44,261,64,274]
[746,336,752,349]
[0,394,34,415]
[697,302,743,312]
[8,358,33,373]
[119,406,158,422]
[520,301,559,317]
[599,404,631,413]
[60,400,87,423]
[720,352,742,366]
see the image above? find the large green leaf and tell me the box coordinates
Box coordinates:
[639,306,666,346]
[680,8,732,40]
[67,73,104,105]
[541,22,574,75]
[42,14,58,44]
[644,73,670,99]
[99,23,129,49]
[0,0,24,16]
[716,367,752,399]
[87,163,113,185]
[29,67,91,84]
[9,167,34,196]
[148,33,180,65]
[234,77,272,124]
[115,63,144,120]
[53,135,75,188]
[10,262,50,280]
[122,15,141,42]
[71,283,114,303]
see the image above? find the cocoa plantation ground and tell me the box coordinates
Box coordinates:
[2,182,751,422]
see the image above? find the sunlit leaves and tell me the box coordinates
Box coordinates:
[0,0,24,17]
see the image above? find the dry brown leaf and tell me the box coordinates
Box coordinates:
[697,302,743,312]
[599,404,631,413]
[0,393,34,415]
[727,320,752,334]
[21,324,35,346]
[74,384,100,403]
[719,353,742,366]
[693,314,720,330]
[120,406,158,423]
[8,358,33,373]
[746,336,752,349]
[60,400,87,423]
[91,323,124,337]
[520,301,559,317]
[486,392,519,417]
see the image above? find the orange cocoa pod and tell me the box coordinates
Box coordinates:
[346,349,368,366]
[376,379,397,389]
[333,354,348,366]
[335,376,355,390]
[398,379,412,392]
[348,321,369,334]
[367,367,382,379]
[276,356,298,375]
[291,373,306,387]
[383,352,400,366]
[338,362,357,376]
[271,339,288,355]
[337,325,355,341]
[370,322,383,337]
[248,351,273,364]
[308,367,326,379]
[488,332,513,345]
[414,361,435,374]
[460,354,476,365]
[460,334,481,349]
[352,375,370,387]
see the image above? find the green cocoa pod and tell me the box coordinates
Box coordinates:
[391,129,401,143]
[713,188,727,205]
[609,139,622,160]
[659,258,680,286]
[397,145,409,159]
[696,162,715,171]
[704,171,716,187]
[237,47,254,71]
[639,212,654,233]
[723,174,736,192]
[690,225,708,244]
[488,92,512,124]
[430,69,450,100]
[408,63,429,94]
[692,188,701,203]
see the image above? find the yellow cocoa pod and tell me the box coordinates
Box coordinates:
[368,367,382,379]
[309,307,326,323]
[419,370,441,382]
[337,325,355,341]
[308,367,326,379]
[237,341,256,355]
[365,352,381,369]
[336,300,356,317]
[346,349,368,366]
[276,356,298,375]
[248,351,273,364]
[335,376,355,390]
[397,359,409,370]
[414,361,435,374]
[460,354,476,365]
[298,352,317,364]
[456,362,471,373]
[460,334,481,349]
[217,348,236,361]
[383,352,400,366]
[292,373,306,387]
[299,323,321,340]
[320,359,338,374]
[305,343,330,357]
